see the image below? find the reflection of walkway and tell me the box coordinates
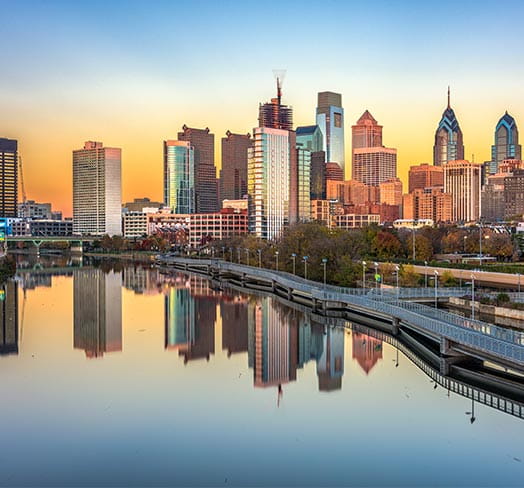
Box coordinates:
[0,281,18,356]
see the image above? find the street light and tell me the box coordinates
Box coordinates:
[303,255,309,279]
[291,253,297,275]
[395,265,400,299]
[257,249,262,268]
[322,258,328,286]
[275,251,279,271]
[479,221,483,266]
[434,270,439,309]
[412,225,416,261]
[221,246,225,260]
[471,273,476,320]
[211,246,215,258]
[374,262,379,291]
[424,260,428,288]
[362,261,367,289]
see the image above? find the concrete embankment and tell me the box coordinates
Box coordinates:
[449,297,524,330]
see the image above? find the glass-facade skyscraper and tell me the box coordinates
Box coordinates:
[163,140,195,213]
[296,125,323,152]
[489,111,521,174]
[433,88,464,166]
[316,92,345,176]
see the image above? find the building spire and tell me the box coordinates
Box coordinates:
[447,86,450,109]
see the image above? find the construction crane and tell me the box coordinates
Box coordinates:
[18,155,27,205]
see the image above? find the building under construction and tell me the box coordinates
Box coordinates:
[258,73,293,130]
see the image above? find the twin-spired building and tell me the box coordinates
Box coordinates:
[72,141,122,236]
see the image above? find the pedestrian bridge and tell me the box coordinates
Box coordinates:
[158,256,524,374]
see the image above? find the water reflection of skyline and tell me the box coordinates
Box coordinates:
[0,281,18,356]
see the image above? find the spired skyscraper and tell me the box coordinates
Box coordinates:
[316,92,345,176]
[433,88,464,166]
[489,111,521,174]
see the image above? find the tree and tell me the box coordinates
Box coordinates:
[372,231,402,260]
[415,235,433,261]
[440,270,457,287]
[484,233,515,260]
[400,264,420,287]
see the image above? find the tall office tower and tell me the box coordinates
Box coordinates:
[163,140,195,213]
[316,326,344,391]
[296,125,323,152]
[481,174,506,221]
[353,147,397,186]
[291,140,311,224]
[351,111,396,186]
[0,281,18,356]
[73,269,122,358]
[352,110,382,149]
[402,187,452,223]
[177,125,218,213]
[316,92,345,175]
[444,160,481,222]
[258,76,293,130]
[408,163,444,192]
[248,127,291,239]
[489,112,521,174]
[0,138,18,218]
[325,162,344,181]
[379,177,403,206]
[73,141,122,236]
[433,88,464,166]
[219,131,252,202]
[310,151,326,199]
[504,169,524,219]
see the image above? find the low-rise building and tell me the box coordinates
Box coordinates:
[334,214,380,229]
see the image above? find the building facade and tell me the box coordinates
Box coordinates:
[489,112,521,174]
[379,177,403,206]
[352,147,397,187]
[258,77,293,130]
[481,173,506,222]
[433,89,465,166]
[316,92,345,176]
[504,169,524,219]
[402,187,452,223]
[248,127,291,240]
[0,138,18,218]
[443,160,480,222]
[123,197,163,212]
[408,163,444,193]
[17,200,52,219]
[352,110,382,150]
[219,131,252,202]
[177,126,218,213]
[72,141,122,236]
[163,140,195,214]
[334,214,380,229]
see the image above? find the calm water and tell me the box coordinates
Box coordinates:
[1,259,524,487]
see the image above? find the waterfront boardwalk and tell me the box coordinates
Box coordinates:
[159,256,524,374]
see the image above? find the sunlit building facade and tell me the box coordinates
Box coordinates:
[72,141,122,236]
[352,147,397,187]
[163,140,195,213]
[443,160,481,223]
[408,163,444,193]
[433,89,464,166]
[248,127,290,239]
[219,131,252,202]
[316,92,345,176]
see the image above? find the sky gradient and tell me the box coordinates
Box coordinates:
[2,0,524,215]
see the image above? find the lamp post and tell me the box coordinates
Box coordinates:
[291,253,297,275]
[424,260,428,288]
[257,249,262,268]
[245,248,249,266]
[275,251,279,271]
[322,258,328,286]
[211,247,215,258]
[471,273,476,320]
[395,265,400,299]
[519,273,521,294]
[374,262,379,291]
[434,270,439,309]
[303,255,309,280]
[463,235,467,253]
[362,261,367,289]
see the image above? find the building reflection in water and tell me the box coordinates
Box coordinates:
[0,281,18,356]
[73,269,122,358]
[221,291,248,356]
[352,331,383,374]
[316,325,345,391]
[164,276,218,363]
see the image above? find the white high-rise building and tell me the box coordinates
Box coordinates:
[248,127,291,239]
[444,159,481,223]
[73,141,122,235]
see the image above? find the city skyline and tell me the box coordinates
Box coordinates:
[2,1,524,216]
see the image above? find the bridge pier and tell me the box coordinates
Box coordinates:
[70,241,83,255]
[391,317,400,335]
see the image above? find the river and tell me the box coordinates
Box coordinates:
[1,258,524,487]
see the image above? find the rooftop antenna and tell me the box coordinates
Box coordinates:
[447,85,451,109]
[272,69,287,105]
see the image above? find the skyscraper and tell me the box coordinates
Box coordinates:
[248,127,291,239]
[177,126,218,213]
[72,141,122,236]
[291,138,311,224]
[316,92,345,175]
[433,88,464,166]
[163,140,195,213]
[258,75,293,130]
[73,269,122,358]
[296,125,325,200]
[408,163,444,192]
[352,111,397,186]
[444,160,481,223]
[0,138,18,218]
[489,112,521,174]
[219,131,252,202]
[296,125,323,152]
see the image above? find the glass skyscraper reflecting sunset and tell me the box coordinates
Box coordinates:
[163,140,195,213]
[316,92,345,176]
[433,89,464,166]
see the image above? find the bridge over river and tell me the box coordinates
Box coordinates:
[158,256,524,376]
